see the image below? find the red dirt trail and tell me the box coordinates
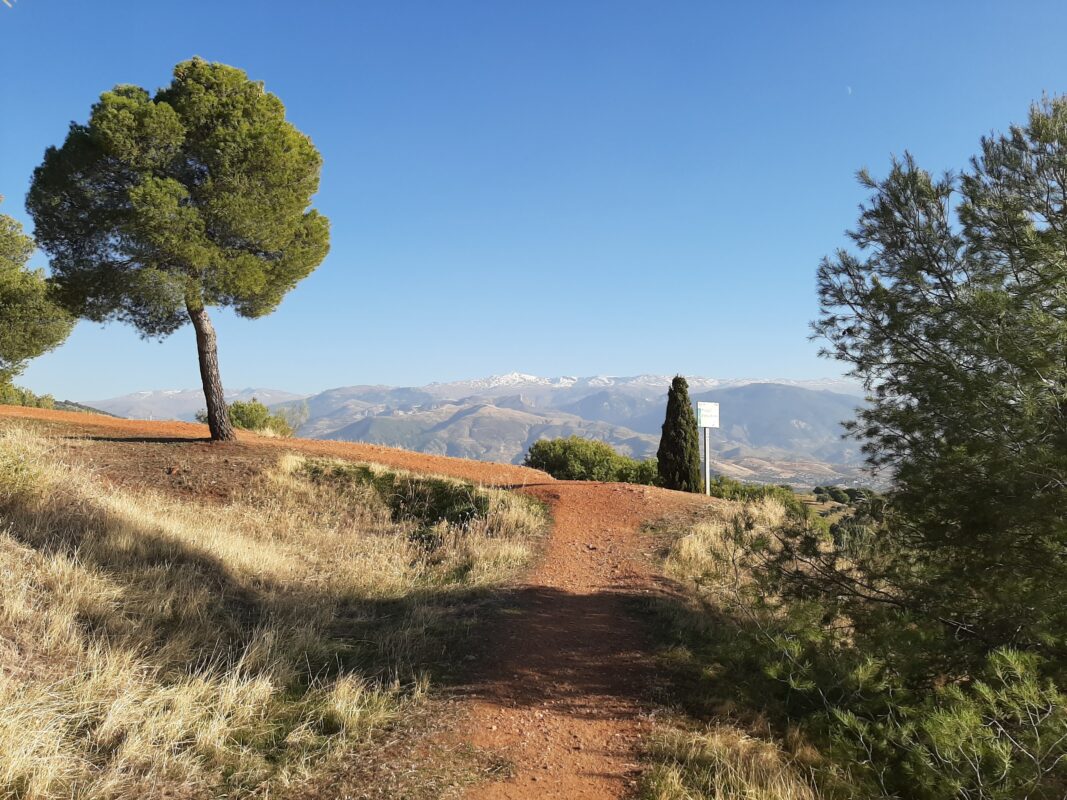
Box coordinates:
[455,481,711,799]
[0,406,715,799]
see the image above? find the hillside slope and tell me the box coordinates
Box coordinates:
[0,405,723,800]
[326,402,658,463]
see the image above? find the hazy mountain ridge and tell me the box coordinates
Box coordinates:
[84,374,873,487]
[85,388,307,421]
[323,402,660,464]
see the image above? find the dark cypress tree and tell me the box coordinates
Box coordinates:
[657,375,702,492]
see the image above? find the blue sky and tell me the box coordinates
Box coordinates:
[3,1,1066,400]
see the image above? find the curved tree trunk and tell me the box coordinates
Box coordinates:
[187,304,236,441]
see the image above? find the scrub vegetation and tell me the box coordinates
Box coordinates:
[642,493,1067,800]
[196,398,295,438]
[641,97,1067,800]
[524,435,659,484]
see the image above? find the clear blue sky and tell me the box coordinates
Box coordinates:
[3,1,1066,400]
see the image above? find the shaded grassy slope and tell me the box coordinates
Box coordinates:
[0,424,546,799]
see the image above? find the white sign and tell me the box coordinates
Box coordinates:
[696,401,719,429]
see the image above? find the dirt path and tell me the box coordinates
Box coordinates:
[0,407,715,797]
[456,481,711,799]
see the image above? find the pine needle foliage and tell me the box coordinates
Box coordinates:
[26,58,330,439]
[812,98,1067,664]
[642,98,1067,800]
[0,202,72,381]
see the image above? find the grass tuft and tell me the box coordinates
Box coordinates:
[642,724,818,800]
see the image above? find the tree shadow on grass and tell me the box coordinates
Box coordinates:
[629,582,805,728]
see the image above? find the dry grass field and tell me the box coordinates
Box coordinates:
[638,498,824,800]
[0,407,820,800]
[0,422,546,799]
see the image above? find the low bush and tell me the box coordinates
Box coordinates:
[297,458,545,551]
[198,398,293,437]
[617,456,660,486]
[812,485,878,506]
[812,485,848,504]
[0,381,54,409]
[524,436,659,485]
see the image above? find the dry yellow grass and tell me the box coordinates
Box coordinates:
[643,497,825,800]
[663,496,787,595]
[0,425,545,799]
[642,724,818,800]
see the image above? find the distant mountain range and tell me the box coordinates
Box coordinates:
[83,388,307,421]
[85,374,876,487]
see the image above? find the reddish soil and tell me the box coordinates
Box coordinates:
[456,482,714,799]
[0,406,718,798]
[0,406,550,498]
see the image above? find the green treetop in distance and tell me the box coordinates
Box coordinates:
[0,198,73,382]
[657,375,702,492]
[27,58,330,440]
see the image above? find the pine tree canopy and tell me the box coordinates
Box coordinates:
[26,58,330,336]
[26,58,330,440]
[0,202,72,381]
[814,97,1067,657]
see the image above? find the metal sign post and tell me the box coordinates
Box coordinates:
[696,402,719,495]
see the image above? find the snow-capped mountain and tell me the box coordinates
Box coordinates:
[420,373,861,402]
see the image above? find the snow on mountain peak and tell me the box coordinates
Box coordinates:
[487,372,544,386]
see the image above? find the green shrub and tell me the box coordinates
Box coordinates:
[815,648,1067,800]
[827,486,849,503]
[197,398,293,437]
[524,436,659,485]
[617,456,660,486]
[0,382,55,410]
[813,484,850,504]
[229,399,293,436]
[843,487,868,504]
